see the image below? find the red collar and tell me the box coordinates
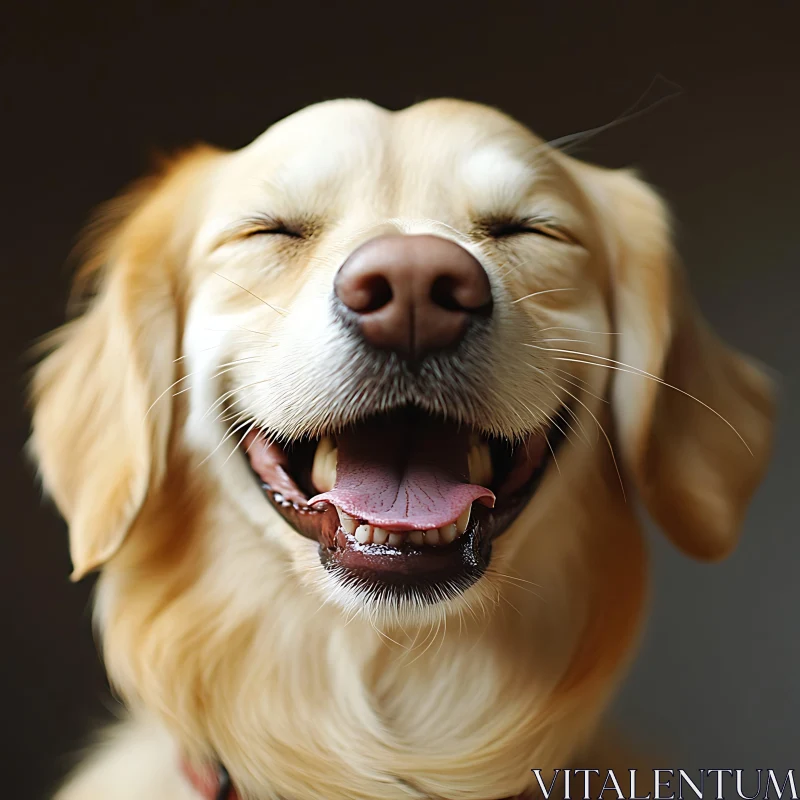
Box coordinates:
[181,760,236,800]
[182,759,534,800]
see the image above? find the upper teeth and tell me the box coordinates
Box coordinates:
[335,504,472,548]
[313,435,492,494]
[468,436,493,486]
[311,436,337,492]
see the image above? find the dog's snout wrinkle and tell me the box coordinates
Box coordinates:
[334,234,493,359]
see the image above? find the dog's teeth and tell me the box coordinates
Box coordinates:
[424,529,440,545]
[372,527,388,545]
[354,524,372,544]
[456,505,471,534]
[336,506,358,535]
[311,436,337,492]
[439,523,458,544]
[345,522,467,547]
[468,440,493,486]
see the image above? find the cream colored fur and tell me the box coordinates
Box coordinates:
[30,99,774,800]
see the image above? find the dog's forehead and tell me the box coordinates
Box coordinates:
[237,99,391,180]
[219,98,549,203]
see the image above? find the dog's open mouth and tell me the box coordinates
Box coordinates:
[241,406,567,602]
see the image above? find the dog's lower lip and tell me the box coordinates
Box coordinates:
[242,406,569,602]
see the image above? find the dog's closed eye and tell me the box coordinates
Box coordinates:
[240,215,307,239]
[212,214,312,246]
[485,217,577,245]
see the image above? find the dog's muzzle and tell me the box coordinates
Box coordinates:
[235,235,569,605]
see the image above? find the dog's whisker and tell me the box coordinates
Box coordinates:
[220,418,260,469]
[407,615,443,667]
[547,384,591,445]
[511,287,579,305]
[494,578,544,605]
[201,378,269,422]
[171,362,260,400]
[211,406,243,427]
[373,619,404,648]
[542,74,682,155]
[203,388,244,422]
[497,592,525,617]
[145,374,196,419]
[545,437,561,476]
[537,337,597,346]
[434,608,449,660]
[538,326,621,336]
[485,568,544,591]
[487,257,519,280]
[525,361,621,494]
[533,346,753,454]
[549,382,598,445]
[213,357,262,370]
[197,418,253,468]
[171,342,244,363]
[464,594,496,657]
[204,325,278,341]
[538,399,571,448]
[549,366,600,392]
[144,356,257,419]
[405,618,438,665]
[555,380,626,500]
[213,271,289,316]
[549,368,607,404]
[531,377,586,447]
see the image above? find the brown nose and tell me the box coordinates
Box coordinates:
[334,234,493,358]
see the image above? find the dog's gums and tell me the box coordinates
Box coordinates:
[242,406,568,601]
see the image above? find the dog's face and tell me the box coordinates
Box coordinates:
[184,99,617,618]
[32,99,773,626]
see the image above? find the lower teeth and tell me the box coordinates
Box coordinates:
[335,505,471,547]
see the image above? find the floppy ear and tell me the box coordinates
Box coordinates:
[29,147,220,579]
[577,165,775,561]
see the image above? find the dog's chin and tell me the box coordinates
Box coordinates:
[237,405,568,607]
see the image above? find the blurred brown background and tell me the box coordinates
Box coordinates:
[1,1,798,795]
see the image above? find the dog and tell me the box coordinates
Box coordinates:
[29,98,774,800]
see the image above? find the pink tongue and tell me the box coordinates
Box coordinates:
[310,416,495,531]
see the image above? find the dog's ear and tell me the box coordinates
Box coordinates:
[572,163,774,560]
[29,147,220,580]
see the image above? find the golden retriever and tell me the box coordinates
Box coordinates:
[30,99,774,800]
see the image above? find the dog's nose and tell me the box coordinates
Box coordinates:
[334,234,493,358]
